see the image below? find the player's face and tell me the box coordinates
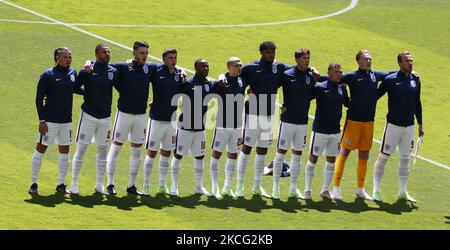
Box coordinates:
[195,61,209,78]
[260,49,275,63]
[96,47,110,64]
[163,53,177,69]
[133,47,148,64]
[399,55,413,73]
[328,66,343,83]
[228,61,242,77]
[358,53,372,71]
[358,53,372,70]
[296,54,310,70]
[57,51,72,68]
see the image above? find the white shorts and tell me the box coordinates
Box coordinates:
[242,114,274,148]
[380,122,415,156]
[75,111,111,145]
[111,110,147,144]
[309,131,340,157]
[145,118,177,151]
[175,129,206,157]
[277,122,308,151]
[212,127,242,154]
[37,122,73,146]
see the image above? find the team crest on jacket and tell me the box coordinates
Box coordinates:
[108,72,113,80]
[272,64,277,74]
[174,73,179,82]
[370,72,376,83]
[338,86,343,95]
[70,74,75,82]
[306,76,311,85]
[410,80,416,87]
[143,64,148,74]
[238,78,243,87]
[204,84,210,92]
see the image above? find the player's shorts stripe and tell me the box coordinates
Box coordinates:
[380,122,388,155]
[339,119,348,144]
[211,128,217,149]
[174,129,179,154]
[310,131,316,155]
[276,122,283,148]
[75,111,84,142]
[242,114,248,139]
[111,110,120,141]
[145,118,152,149]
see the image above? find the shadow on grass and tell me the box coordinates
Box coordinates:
[64,192,107,208]
[201,195,271,213]
[445,216,450,224]
[199,195,305,214]
[326,198,418,215]
[24,192,419,215]
[24,192,68,207]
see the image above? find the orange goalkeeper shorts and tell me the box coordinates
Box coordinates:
[340,120,374,151]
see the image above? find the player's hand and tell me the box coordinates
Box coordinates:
[310,67,320,82]
[237,137,243,147]
[39,121,48,135]
[180,70,188,84]
[126,59,133,67]
[84,60,93,73]
[418,124,424,137]
[247,88,253,95]
[217,79,227,87]
[217,74,228,84]
[280,106,287,113]
[412,71,421,79]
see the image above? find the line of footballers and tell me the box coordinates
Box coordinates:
[28,40,423,203]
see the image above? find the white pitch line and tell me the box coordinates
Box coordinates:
[309,111,449,171]
[371,138,450,170]
[0,0,358,28]
[1,0,449,171]
[0,18,56,25]
[0,1,193,74]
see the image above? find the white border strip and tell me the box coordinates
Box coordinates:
[1,0,448,170]
[0,0,358,28]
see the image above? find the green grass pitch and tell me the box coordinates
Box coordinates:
[0,0,449,229]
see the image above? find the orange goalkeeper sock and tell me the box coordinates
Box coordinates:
[357,159,368,188]
[333,154,348,187]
